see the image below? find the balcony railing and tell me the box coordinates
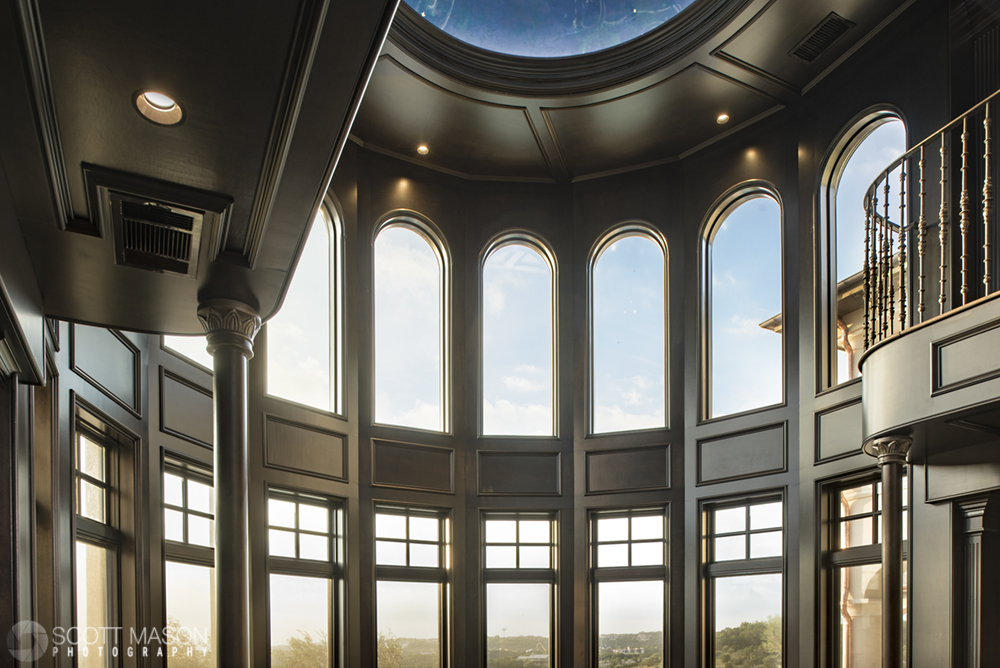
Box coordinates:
[863,88,999,350]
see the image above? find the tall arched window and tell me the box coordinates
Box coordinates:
[704,188,783,419]
[374,217,449,432]
[590,225,667,434]
[267,205,343,414]
[481,234,556,436]
[824,113,906,386]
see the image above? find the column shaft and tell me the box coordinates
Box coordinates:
[881,458,904,668]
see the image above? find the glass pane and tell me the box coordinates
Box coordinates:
[841,517,874,549]
[374,225,444,431]
[486,545,517,569]
[409,516,438,542]
[519,520,550,544]
[188,479,213,514]
[164,472,184,507]
[482,242,554,436]
[836,562,908,668]
[714,507,745,534]
[79,479,106,523]
[299,534,329,561]
[597,581,664,666]
[486,583,551,668]
[710,196,783,417]
[79,436,105,481]
[750,502,782,530]
[376,514,408,540]
[519,546,550,568]
[485,520,517,544]
[75,540,113,668]
[377,581,441,668]
[269,529,296,558]
[164,509,185,542]
[598,517,629,543]
[714,536,745,561]
[631,542,663,566]
[714,574,782,667]
[269,574,331,668]
[592,234,666,433]
[165,561,216,666]
[598,543,629,568]
[269,499,296,529]
[631,515,663,541]
[409,542,439,568]
[188,515,214,547]
[267,209,335,413]
[840,485,874,518]
[750,531,782,558]
[299,505,329,534]
[376,540,407,566]
[164,334,214,371]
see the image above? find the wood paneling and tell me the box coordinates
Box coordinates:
[159,367,213,447]
[934,320,1000,393]
[697,422,786,484]
[816,399,862,462]
[265,415,348,482]
[477,451,561,496]
[585,445,670,494]
[372,438,454,493]
[70,324,140,416]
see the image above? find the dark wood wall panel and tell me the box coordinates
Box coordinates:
[926,443,1000,502]
[816,399,862,462]
[372,439,454,493]
[71,324,140,416]
[477,451,561,496]
[159,368,213,447]
[697,423,786,484]
[264,415,347,482]
[934,321,1000,393]
[585,445,670,494]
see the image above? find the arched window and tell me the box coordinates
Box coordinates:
[267,205,343,414]
[824,113,906,386]
[590,225,667,434]
[704,188,783,419]
[481,234,556,436]
[374,217,449,432]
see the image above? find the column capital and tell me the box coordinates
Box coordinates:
[862,435,912,467]
[197,299,262,359]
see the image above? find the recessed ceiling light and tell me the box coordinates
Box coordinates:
[417,145,429,155]
[717,113,730,125]
[134,91,184,126]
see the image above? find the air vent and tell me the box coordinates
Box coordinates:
[790,13,854,63]
[110,193,204,275]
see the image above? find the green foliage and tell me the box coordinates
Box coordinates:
[714,616,781,668]
[377,632,403,668]
[165,617,212,668]
[272,631,329,668]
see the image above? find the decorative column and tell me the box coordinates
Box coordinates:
[862,435,912,668]
[956,497,1000,668]
[198,299,261,668]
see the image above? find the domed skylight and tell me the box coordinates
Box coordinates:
[403,0,699,58]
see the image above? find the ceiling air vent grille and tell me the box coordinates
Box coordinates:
[111,194,204,275]
[790,13,854,63]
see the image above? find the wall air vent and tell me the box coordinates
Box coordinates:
[113,195,201,275]
[790,13,855,63]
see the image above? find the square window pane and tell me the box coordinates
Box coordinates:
[485,520,517,544]
[486,583,551,668]
[519,520,551,544]
[840,484,873,518]
[714,535,745,561]
[750,502,782,530]
[166,562,215,665]
[714,574,782,666]
[840,517,874,549]
[486,545,517,569]
[410,542,438,568]
[164,509,185,542]
[299,504,329,534]
[519,545,550,568]
[376,540,407,566]
[269,499,296,529]
[631,515,663,540]
[631,541,663,566]
[598,543,629,568]
[164,473,184,507]
[410,516,439,542]
[79,479,106,523]
[299,533,329,561]
[749,530,782,558]
[714,507,745,534]
[598,517,629,543]
[79,436,105,482]
[378,581,441,668]
[189,515,214,548]
[376,514,407,540]
[269,529,296,558]
[188,480,213,514]
[270,574,331,668]
[598,581,663,664]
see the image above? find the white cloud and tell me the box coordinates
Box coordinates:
[502,375,545,393]
[483,399,552,436]
[376,397,442,432]
[593,405,664,433]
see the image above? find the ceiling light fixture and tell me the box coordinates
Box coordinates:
[134,91,184,126]
[717,113,730,125]
[417,145,429,155]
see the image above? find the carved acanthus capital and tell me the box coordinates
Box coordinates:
[862,435,912,467]
[197,299,262,359]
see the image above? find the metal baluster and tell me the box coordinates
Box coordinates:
[899,160,907,331]
[875,183,884,341]
[885,174,894,336]
[960,118,971,305]
[864,198,872,349]
[940,134,949,314]
[918,146,927,321]
[985,102,994,293]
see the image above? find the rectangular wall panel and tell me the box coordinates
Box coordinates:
[265,415,347,482]
[927,442,1000,502]
[934,320,1000,393]
[816,400,863,462]
[477,451,561,496]
[586,445,670,495]
[71,324,140,416]
[697,423,786,484]
[160,368,213,447]
[372,439,453,493]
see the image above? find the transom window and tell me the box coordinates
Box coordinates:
[594,511,666,568]
[375,509,449,569]
[268,491,336,562]
[484,516,556,569]
[76,431,111,524]
[164,466,214,548]
[711,500,783,561]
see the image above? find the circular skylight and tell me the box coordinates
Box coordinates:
[403,0,699,58]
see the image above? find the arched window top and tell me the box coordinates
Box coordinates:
[373,212,450,433]
[589,222,668,434]
[480,230,557,437]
